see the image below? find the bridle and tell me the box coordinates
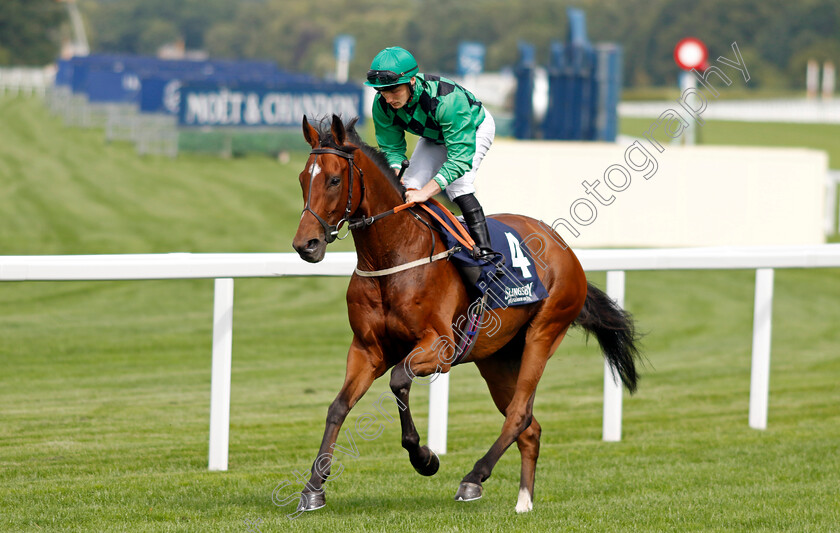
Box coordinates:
[301,147,365,243]
[302,147,414,244]
[301,145,476,277]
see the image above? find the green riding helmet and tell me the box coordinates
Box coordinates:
[364,46,419,88]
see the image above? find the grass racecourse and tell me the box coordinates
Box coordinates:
[1,95,840,532]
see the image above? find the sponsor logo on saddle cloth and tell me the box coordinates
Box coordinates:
[423,204,549,309]
[505,282,535,305]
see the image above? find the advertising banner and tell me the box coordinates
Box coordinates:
[178,83,364,127]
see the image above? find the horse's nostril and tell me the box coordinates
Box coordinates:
[293,237,325,263]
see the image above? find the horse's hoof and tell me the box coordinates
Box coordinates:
[454,481,483,502]
[296,490,326,512]
[412,446,440,477]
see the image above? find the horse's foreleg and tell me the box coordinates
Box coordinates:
[297,341,383,512]
[456,328,568,505]
[389,358,440,477]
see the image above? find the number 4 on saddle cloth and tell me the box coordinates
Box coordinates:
[418,202,550,364]
[422,203,549,310]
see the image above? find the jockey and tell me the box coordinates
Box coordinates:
[365,46,496,259]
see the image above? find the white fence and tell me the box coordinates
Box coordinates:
[0,67,54,97]
[619,98,840,124]
[45,86,180,158]
[3,245,840,470]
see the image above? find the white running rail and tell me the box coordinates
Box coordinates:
[3,245,840,469]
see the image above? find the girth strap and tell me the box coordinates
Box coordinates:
[452,293,488,366]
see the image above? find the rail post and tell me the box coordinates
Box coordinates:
[208,278,235,470]
[603,270,626,441]
[749,268,774,430]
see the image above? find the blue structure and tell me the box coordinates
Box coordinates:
[56,53,364,125]
[513,42,536,140]
[177,80,363,128]
[457,42,486,76]
[593,44,622,142]
[514,8,622,141]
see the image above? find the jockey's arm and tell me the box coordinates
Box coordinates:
[432,92,477,189]
[404,93,476,204]
[372,96,408,168]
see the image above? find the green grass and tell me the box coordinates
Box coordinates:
[2,96,840,532]
[621,87,804,102]
[620,117,840,169]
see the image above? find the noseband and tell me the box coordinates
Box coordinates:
[302,147,365,243]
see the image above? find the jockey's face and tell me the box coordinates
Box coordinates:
[378,79,414,109]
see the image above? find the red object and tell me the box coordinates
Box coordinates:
[674,38,709,71]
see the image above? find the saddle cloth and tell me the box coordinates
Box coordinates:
[423,203,549,310]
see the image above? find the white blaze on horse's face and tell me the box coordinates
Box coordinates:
[309,161,322,178]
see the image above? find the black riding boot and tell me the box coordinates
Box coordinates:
[455,194,494,259]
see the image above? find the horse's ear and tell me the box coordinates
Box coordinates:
[330,114,346,146]
[302,115,319,148]
[346,117,359,135]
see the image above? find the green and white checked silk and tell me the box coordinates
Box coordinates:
[372,73,486,190]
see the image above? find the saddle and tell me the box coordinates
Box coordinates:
[414,201,549,364]
[419,202,549,310]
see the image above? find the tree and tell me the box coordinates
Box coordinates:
[0,0,64,65]
[81,0,237,55]
[74,0,840,89]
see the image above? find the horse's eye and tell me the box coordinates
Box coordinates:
[329,176,341,187]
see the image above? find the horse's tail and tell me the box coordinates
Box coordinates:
[573,282,642,393]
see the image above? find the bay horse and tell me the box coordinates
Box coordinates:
[291,114,640,514]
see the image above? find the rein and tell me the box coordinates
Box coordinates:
[305,145,477,276]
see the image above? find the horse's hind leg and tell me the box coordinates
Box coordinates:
[389,356,440,477]
[475,353,541,513]
[514,414,540,513]
[456,326,570,507]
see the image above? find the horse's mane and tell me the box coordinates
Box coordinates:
[310,116,406,196]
